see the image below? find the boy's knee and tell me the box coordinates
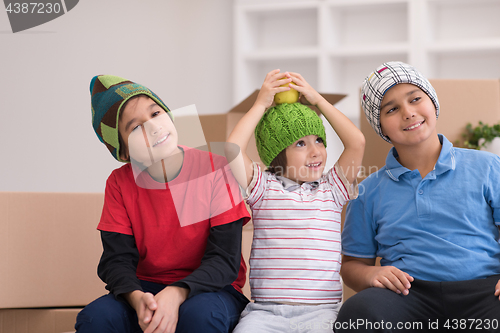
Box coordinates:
[179,292,225,323]
[336,288,413,333]
[177,291,242,333]
[338,288,392,322]
[337,295,369,322]
[75,294,138,333]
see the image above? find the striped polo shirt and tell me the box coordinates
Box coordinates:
[247,162,357,304]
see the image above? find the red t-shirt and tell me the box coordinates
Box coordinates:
[98,146,250,293]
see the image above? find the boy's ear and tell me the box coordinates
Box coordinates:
[119,149,129,162]
[118,134,130,161]
[380,125,389,140]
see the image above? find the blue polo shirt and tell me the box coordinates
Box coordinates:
[342,134,500,281]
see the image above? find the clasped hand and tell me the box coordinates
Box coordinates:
[130,286,189,333]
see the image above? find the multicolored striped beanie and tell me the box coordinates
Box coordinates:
[255,103,326,166]
[361,61,440,143]
[90,75,172,162]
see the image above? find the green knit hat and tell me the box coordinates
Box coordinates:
[255,103,327,166]
[90,75,172,162]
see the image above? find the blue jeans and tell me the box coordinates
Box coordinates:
[75,281,249,333]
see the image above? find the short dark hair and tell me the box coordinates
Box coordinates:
[267,149,287,176]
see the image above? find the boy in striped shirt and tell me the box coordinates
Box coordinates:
[227,70,365,332]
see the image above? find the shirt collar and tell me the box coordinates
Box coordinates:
[276,175,320,192]
[385,134,456,181]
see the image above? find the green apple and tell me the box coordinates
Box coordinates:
[274,81,299,104]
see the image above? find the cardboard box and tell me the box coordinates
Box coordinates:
[0,308,80,333]
[0,192,106,309]
[361,79,500,175]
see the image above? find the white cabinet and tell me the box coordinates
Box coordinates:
[233,0,500,163]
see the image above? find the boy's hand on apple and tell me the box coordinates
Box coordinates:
[274,79,299,104]
[255,69,293,110]
[288,72,324,106]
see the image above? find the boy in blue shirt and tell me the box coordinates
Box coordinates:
[336,62,500,332]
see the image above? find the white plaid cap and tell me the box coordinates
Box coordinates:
[360,61,440,143]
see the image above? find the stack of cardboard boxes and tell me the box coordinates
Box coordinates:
[0,192,107,332]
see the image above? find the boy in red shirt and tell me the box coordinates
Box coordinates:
[76,75,250,333]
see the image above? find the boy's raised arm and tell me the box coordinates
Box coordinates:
[226,69,292,189]
[288,72,365,185]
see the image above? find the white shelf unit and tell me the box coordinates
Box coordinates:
[424,0,500,78]
[233,0,500,163]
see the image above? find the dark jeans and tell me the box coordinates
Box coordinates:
[335,274,500,332]
[75,281,249,333]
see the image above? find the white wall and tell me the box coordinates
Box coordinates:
[0,0,234,193]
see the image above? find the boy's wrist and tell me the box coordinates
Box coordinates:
[169,285,189,302]
[250,102,269,115]
[124,289,144,310]
[314,95,329,108]
[300,94,327,110]
[312,99,332,116]
[156,286,189,307]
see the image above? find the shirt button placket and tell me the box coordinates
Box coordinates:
[416,180,430,219]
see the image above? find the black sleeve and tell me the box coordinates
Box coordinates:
[170,218,244,298]
[97,231,142,297]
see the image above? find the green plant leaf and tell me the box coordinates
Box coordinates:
[460,121,500,149]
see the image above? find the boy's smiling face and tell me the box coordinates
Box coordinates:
[380,83,438,148]
[283,134,327,184]
[118,95,178,166]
